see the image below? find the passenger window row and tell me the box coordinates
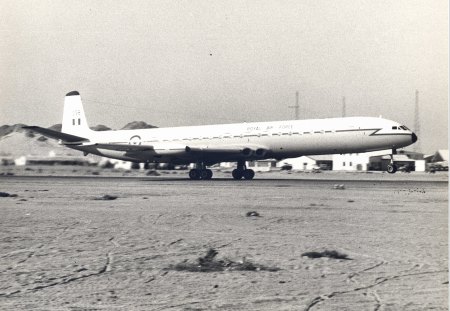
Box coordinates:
[144,130,336,142]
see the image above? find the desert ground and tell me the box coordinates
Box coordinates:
[0,168,447,310]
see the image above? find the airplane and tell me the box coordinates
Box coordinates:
[24,91,417,180]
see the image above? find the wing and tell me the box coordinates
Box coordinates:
[23,126,89,144]
[88,143,154,152]
[83,143,270,160]
[186,144,270,157]
[87,143,188,155]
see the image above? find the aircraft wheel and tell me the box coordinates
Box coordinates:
[189,169,201,180]
[201,169,213,180]
[387,164,397,174]
[232,169,243,180]
[243,169,255,180]
[205,169,213,180]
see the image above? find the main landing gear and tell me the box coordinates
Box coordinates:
[387,148,397,174]
[189,163,213,180]
[232,160,255,180]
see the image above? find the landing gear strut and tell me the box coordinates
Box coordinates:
[189,162,213,180]
[387,148,397,174]
[232,160,255,180]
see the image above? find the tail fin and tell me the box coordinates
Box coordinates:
[61,91,92,138]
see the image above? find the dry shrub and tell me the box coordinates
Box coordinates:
[146,170,160,176]
[0,192,17,197]
[302,250,351,260]
[93,194,118,201]
[169,248,280,273]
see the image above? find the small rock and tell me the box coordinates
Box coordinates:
[333,184,345,190]
[146,170,160,176]
[246,211,260,217]
[93,195,118,201]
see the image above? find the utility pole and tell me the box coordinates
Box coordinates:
[288,91,300,120]
[342,96,346,117]
[414,90,421,152]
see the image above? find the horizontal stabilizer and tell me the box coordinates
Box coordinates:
[23,126,89,144]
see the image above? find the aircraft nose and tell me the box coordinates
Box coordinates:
[411,132,418,143]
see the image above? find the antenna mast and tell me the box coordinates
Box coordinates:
[342,96,346,117]
[288,91,300,120]
[414,90,421,152]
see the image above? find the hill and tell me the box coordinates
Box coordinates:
[0,129,77,158]
[0,124,27,138]
[0,121,158,159]
[121,121,157,130]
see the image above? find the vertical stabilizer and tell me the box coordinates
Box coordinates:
[61,91,92,138]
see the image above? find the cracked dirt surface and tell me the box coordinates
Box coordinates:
[0,173,447,310]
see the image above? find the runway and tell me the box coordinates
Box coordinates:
[0,174,447,310]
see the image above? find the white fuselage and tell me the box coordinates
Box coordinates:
[72,116,415,165]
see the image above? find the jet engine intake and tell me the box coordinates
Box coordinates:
[242,148,253,156]
[255,148,267,157]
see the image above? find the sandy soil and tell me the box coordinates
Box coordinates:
[0,171,447,310]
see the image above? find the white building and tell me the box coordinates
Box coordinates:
[333,150,391,171]
[277,156,318,170]
[219,160,276,172]
[247,160,277,172]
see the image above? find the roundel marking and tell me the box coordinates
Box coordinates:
[129,135,142,145]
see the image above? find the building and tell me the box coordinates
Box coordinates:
[333,150,390,171]
[247,160,277,172]
[369,151,426,172]
[310,155,333,170]
[425,150,448,163]
[277,156,318,170]
[14,155,92,166]
[424,150,448,171]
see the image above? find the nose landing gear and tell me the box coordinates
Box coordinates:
[387,163,397,174]
[387,148,398,174]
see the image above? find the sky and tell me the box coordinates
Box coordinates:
[0,0,448,153]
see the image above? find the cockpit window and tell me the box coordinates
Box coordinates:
[399,126,409,130]
[392,126,398,130]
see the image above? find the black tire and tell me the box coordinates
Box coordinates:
[205,169,213,180]
[232,169,243,180]
[189,169,201,180]
[200,169,213,180]
[387,164,397,174]
[243,169,255,180]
